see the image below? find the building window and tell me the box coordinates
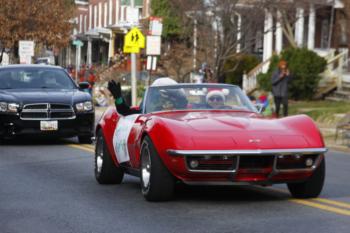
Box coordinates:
[134,0,143,6]
[121,0,142,6]
[121,0,130,5]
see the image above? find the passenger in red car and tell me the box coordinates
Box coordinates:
[206,90,229,109]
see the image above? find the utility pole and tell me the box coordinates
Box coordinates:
[131,0,138,106]
[75,44,81,83]
[193,16,197,70]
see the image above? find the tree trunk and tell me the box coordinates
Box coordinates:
[0,47,4,64]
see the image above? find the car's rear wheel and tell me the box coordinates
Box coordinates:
[78,135,93,144]
[94,130,124,184]
[140,136,174,201]
[287,157,325,198]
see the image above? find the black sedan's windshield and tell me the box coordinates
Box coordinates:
[0,67,76,89]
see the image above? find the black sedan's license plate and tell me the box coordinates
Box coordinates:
[40,121,58,131]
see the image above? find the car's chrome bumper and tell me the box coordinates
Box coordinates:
[167,148,327,177]
[167,148,328,156]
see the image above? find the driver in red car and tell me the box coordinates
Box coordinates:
[108,78,180,116]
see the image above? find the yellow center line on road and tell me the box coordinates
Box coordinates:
[269,187,350,216]
[290,199,350,216]
[83,144,95,149]
[68,144,94,153]
[312,198,350,210]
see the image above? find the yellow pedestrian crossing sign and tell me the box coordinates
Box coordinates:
[124,27,145,53]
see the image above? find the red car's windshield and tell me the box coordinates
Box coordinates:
[144,84,256,114]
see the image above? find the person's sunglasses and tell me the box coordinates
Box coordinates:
[209,96,223,102]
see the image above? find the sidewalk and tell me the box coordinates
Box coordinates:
[320,127,350,153]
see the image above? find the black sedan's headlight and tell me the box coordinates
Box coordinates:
[0,102,19,113]
[75,101,93,112]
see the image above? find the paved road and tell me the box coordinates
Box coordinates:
[1,138,350,233]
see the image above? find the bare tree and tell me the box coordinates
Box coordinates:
[193,0,267,81]
[160,0,332,82]
[159,0,268,82]
[161,42,193,81]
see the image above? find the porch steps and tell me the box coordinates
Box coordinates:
[325,80,350,102]
[314,81,337,99]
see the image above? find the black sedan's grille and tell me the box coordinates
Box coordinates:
[21,112,48,119]
[50,104,72,110]
[20,103,75,120]
[24,104,48,110]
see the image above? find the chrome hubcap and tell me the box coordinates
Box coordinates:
[97,155,103,173]
[141,145,151,189]
[96,136,104,173]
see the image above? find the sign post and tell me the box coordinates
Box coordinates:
[73,39,84,83]
[123,27,145,106]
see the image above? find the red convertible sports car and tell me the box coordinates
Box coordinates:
[95,83,327,201]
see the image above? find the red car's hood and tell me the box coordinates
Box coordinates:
[150,111,323,150]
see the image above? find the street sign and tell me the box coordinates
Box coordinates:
[124,27,145,49]
[123,46,140,53]
[19,40,35,57]
[126,7,139,25]
[146,36,161,55]
[146,56,157,71]
[149,16,163,36]
[19,40,34,64]
[73,40,84,47]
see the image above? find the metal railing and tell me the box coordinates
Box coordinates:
[242,59,271,94]
[319,48,348,92]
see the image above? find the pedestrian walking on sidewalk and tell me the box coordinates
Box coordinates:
[271,60,292,117]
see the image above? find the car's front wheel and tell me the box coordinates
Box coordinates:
[287,157,325,198]
[94,130,124,184]
[140,136,175,201]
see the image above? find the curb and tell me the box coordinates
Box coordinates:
[326,144,350,153]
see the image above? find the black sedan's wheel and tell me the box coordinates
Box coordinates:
[140,136,175,201]
[78,135,93,144]
[287,157,325,198]
[94,130,124,184]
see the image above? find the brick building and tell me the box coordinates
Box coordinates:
[60,0,150,68]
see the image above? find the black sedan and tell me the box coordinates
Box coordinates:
[0,65,94,144]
